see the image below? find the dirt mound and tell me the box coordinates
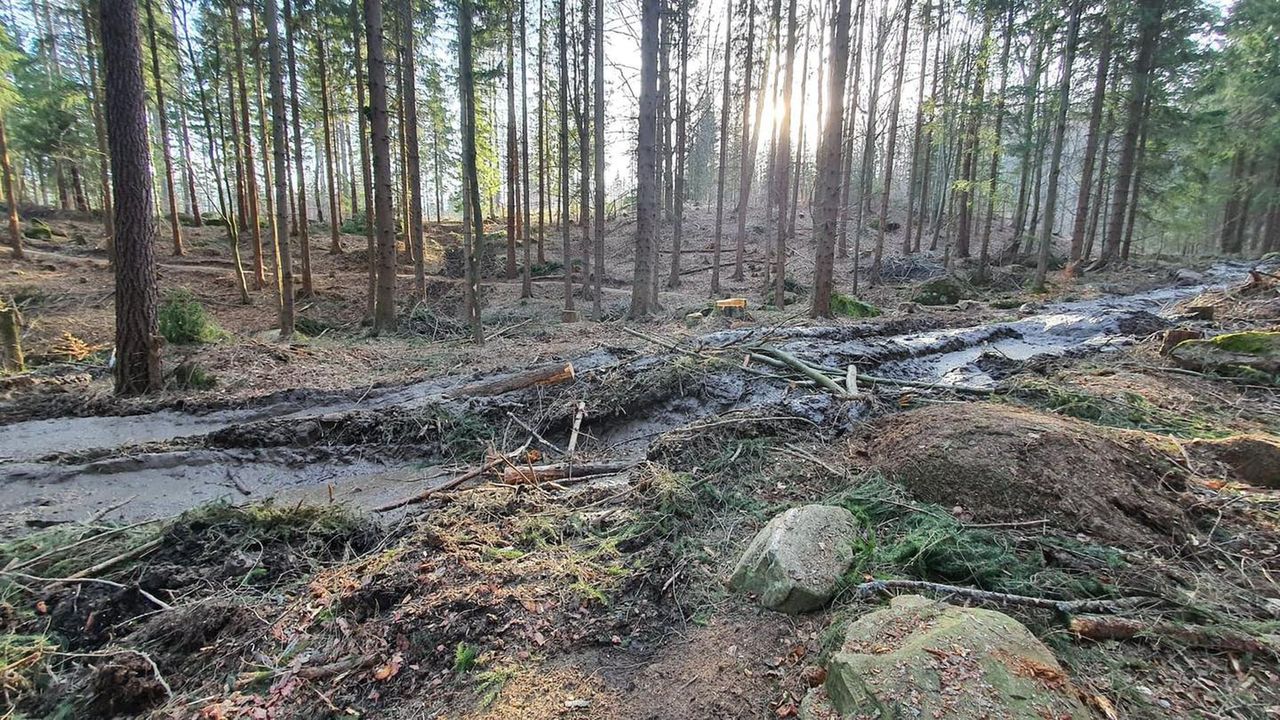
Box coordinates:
[862,404,1190,547]
[1189,435,1280,488]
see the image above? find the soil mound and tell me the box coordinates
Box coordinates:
[863,404,1189,547]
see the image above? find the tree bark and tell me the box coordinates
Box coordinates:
[771,0,798,308]
[458,0,484,343]
[366,0,397,331]
[264,0,293,337]
[81,1,113,255]
[0,116,20,259]
[668,0,689,288]
[1094,0,1162,268]
[977,10,1013,282]
[591,0,605,316]
[284,0,314,297]
[901,2,932,256]
[1069,10,1112,265]
[871,0,914,282]
[1033,0,1082,291]
[100,0,161,395]
[810,0,852,317]
[630,0,659,319]
[710,0,736,296]
[145,0,184,256]
[558,0,576,321]
[231,3,265,290]
[730,0,759,281]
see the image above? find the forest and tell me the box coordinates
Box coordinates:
[0,0,1278,717]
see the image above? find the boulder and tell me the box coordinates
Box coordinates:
[729,505,860,614]
[801,595,1089,720]
[1168,331,1280,378]
[912,277,964,306]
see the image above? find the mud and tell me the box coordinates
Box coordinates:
[0,263,1265,538]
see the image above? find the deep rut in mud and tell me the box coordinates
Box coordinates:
[0,265,1250,536]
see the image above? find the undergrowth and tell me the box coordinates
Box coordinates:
[158,289,224,344]
[1006,378,1234,439]
[830,476,1124,600]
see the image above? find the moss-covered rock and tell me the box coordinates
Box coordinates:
[831,293,880,318]
[730,505,861,614]
[911,277,964,306]
[801,595,1089,720]
[1169,331,1280,380]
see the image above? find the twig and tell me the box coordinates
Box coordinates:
[567,401,587,457]
[854,579,1148,614]
[0,570,173,610]
[373,439,532,512]
[505,411,565,456]
[85,495,138,524]
[755,346,852,397]
[6,519,159,573]
[63,538,163,581]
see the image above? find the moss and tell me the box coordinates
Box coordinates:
[1006,379,1236,439]
[1204,331,1280,356]
[158,289,224,344]
[831,293,881,318]
[912,277,965,306]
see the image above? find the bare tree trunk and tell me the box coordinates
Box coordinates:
[591,0,604,316]
[810,0,852,317]
[0,116,20,259]
[557,0,576,321]
[1068,11,1112,265]
[871,0,914,282]
[710,0,735,296]
[1120,107,1151,260]
[366,0,397,331]
[771,0,798,308]
[537,0,547,265]
[505,11,519,282]
[145,0,184,256]
[630,0,659,319]
[231,3,265,290]
[668,0,689,288]
[100,0,161,395]
[264,0,293,337]
[314,30,344,258]
[955,16,991,260]
[401,0,423,298]
[976,11,1012,282]
[902,2,932,256]
[730,0,759,281]
[284,0,314,297]
[521,0,535,299]
[251,10,281,301]
[1033,0,1082,291]
[1094,0,1161,268]
[852,8,886,293]
[82,1,113,255]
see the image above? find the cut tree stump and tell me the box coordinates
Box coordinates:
[0,299,23,372]
[715,298,747,318]
[451,362,576,398]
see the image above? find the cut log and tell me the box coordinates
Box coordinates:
[1069,615,1278,656]
[500,461,635,484]
[451,362,575,398]
[0,299,23,372]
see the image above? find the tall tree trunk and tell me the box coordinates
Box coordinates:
[668,0,689,288]
[264,0,293,337]
[558,0,576,320]
[902,1,932,256]
[1011,13,1047,247]
[591,0,604,316]
[505,10,519,281]
[1033,0,1082,291]
[730,0,759,282]
[145,0,184,256]
[366,0,397,331]
[251,10,281,301]
[578,0,592,292]
[316,29,345,257]
[459,0,484,342]
[401,0,423,297]
[810,0,852,317]
[537,0,547,265]
[100,0,161,395]
[1069,10,1112,265]
[351,0,375,317]
[630,0,659,319]
[284,0,314,297]
[0,116,20,259]
[771,0,798,308]
[871,0,914,282]
[1094,0,1161,268]
[82,1,113,256]
[231,3,265,290]
[955,16,992,260]
[711,0,735,295]
[977,10,1013,281]
[168,9,201,227]
[521,0,535,299]
[1120,107,1151,260]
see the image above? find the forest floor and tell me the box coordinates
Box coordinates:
[1,206,1278,719]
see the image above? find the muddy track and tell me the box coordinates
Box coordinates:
[0,264,1252,536]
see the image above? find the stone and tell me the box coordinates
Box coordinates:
[912,277,964,306]
[1174,268,1206,285]
[956,299,983,312]
[1168,331,1280,377]
[729,504,860,614]
[1160,328,1204,356]
[896,301,920,315]
[801,595,1090,720]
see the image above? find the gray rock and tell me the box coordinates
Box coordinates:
[801,595,1089,720]
[729,504,860,614]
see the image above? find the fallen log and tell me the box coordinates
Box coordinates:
[451,362,575,398]
[854,579,1147,615]
[1069,615,1277,656]
[499,461,636,485]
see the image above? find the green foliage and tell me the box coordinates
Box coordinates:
[453,642,480,673]
[1007,378,1234,438]
[831,477,1121,599]
[830,293,881,318]
[169,361,218,390]
[158,289,223,344]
